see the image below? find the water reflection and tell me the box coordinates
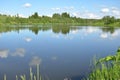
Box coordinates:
[51,34,73,40]
[71,29,79,34]
[101,27,116,34]
[0,33,1,38]
[29,26,51,35]
[85,27,98,34]
[0,25,72,35]
[0,48,26,58]
[0,25,117,35]
[0,25,120,80]
[0,49,9,58]
[29,56,42,66]
[100,30,120,39]
[24,37,32,42]
[11,48,26,57]
[100,33,108,38]
[51,56,57,60]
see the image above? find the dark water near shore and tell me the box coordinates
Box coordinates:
[0,25,120,80]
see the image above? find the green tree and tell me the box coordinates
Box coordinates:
[102,16,115,25]
[29,12,39,19]
[61,12,70,18]
[41,16,51,23]
[52,13,61,18]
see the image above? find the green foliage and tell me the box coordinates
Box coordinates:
[61,12,70,18]
[102,16,115,25]
[29,12,39,19]
[97,47,120,64]
[0,12,120,27]
[52,13,61,19]
[88,48,120,80]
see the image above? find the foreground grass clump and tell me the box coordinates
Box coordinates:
[3,64,42,80]
[88,48,120,80]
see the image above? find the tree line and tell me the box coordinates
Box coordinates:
[0,12,120,26]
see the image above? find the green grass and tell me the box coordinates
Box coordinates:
[3,64,42,80]
[87,48,120,80]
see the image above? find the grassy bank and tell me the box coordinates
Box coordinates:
[87,48,120,80]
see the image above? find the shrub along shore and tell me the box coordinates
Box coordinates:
[0,12,120,27]
[87,48,120,80]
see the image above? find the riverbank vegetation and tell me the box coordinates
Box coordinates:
[87,48,120,80]
[0,12,120,27]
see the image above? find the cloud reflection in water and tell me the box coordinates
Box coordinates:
[71,30,79,34]
[0,48,26,58]
[100,33,108,39]
[86,27,98,34]
[51,56,57,60]
[0,34,1,38]
[24,37,32,42]
[11,48,26,57]
[29,56,42,66]
[0,49,9,58]
[100,30,120,39]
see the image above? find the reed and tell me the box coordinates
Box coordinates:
[2,64,42,80]
[4,74,6,80]
[37,64,39,80]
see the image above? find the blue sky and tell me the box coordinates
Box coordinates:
[0,0,120,19]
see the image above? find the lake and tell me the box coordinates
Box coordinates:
[0,25,120,80]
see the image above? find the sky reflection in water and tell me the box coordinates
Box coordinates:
[0,26,120,80]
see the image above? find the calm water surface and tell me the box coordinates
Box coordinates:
[0,25,120,80]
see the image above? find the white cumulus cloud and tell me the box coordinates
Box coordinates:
[85,13,100,19]
[51,6,74,11]
[51,8,61,11]
[23,3,31,8]
[111,8,120,18]
[112,10,120,15]
[72,12,80,17]
[18,14,27,18]
[72,12,101,19]
[63,6,74,10]
[101,8,109,13]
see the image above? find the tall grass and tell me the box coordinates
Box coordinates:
[87,48,120,80]
[3,64,42,80]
